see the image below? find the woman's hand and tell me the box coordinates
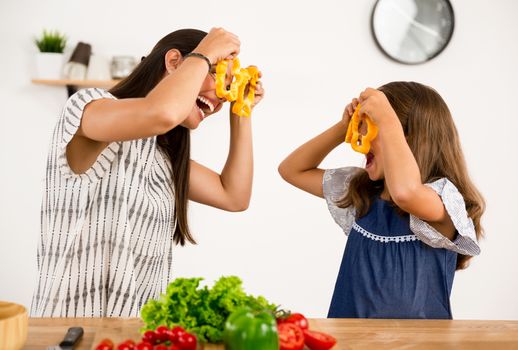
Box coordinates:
[228,73,264,117]
[193,27,240,64]
[251,73,264,108]
[358,87,398,126]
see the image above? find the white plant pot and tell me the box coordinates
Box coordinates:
[34,52,64,79]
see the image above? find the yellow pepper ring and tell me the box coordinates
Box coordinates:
[215,60,230,100]
[344,108,356,143]
[215,58,261,117]
[216,58,241,101]
[346,104,361,145]
[345,103,379,154]
[232,66,260,117]
[243,66,260,117]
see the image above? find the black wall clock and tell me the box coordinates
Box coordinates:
[371,0,455,64]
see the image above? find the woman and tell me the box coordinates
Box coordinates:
[31,28,263,317]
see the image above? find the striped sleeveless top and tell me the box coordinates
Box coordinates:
[31,88,176,317]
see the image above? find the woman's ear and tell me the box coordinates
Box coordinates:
[164,49,182,74]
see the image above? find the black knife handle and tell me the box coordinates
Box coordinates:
[59,327,84,348]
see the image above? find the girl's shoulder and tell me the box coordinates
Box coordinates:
[423,178,471,216]
[411,177,480,256]
[322,167,361,235]
[424,177,459,194]
[323,167,362,199]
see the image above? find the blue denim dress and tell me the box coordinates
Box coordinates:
[323,167,480,319]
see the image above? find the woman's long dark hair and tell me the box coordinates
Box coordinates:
[109,29,208,246]
[337,82,485,270]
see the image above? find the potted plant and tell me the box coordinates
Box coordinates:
[34,29,67,79]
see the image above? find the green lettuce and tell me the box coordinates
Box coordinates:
[140,276,277,343]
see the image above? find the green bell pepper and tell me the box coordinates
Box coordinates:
[223,307,279,350]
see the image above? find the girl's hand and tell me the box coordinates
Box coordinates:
[193,27,240,64]
[342,97,360,127]
[358,87,398,126]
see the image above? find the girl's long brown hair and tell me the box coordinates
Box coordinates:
[337,81,485,270]
[109,29,208,246]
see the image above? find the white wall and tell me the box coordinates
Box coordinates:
[1,0,517,320]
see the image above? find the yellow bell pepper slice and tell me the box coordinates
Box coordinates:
[232,66,260,117]
[215,58,261,117]
[345,103,378,154]
[216,58,241,101]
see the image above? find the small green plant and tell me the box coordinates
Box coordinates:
[35,30,67,53]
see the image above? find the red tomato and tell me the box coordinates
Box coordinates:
[135,342,153,350]
[100,339,115,347]
[169,346,181,350]
[114,340,135,350]
[169,326,186,343]
[96,345,112,350]
[176,332,197,350]
[278,323,305,350]
[153,345,168,350]
[155,326,170,343]
[95,338,114,350]
[142,330,158,345]
[116,344,132,350]
[303,329,337,350]
[277,313,309,330]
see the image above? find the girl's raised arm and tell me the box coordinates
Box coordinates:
[279,102,354,197]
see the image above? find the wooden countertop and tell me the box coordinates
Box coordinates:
[24,318,518,350]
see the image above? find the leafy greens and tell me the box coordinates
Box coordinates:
[140,276,277,343]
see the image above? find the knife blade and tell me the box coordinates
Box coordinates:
[47,327,84,350]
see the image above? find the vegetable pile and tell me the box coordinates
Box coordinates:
[222,309,337,350]
[140,276,276,343]
[94,325,197,350]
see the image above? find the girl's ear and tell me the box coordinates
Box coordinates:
[164,49,182,74]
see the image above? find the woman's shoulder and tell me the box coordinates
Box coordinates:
[64,88,115,110]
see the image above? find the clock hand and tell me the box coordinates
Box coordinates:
[388,0,444,40]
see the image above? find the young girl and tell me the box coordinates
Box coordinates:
[279,81,484,319]
[31,28,263,317]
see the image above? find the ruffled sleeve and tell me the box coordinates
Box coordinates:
[410,178,480,256]
[322,167,360,235]
[57,88,121,181]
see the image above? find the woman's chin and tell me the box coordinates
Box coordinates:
[180,122,197,130]
[186,122,200,130]
[180,115,202,129]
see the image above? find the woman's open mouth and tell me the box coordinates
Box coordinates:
[196,95,215,120]
[366,152,374,168]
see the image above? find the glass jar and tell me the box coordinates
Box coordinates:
[110,56,136,79]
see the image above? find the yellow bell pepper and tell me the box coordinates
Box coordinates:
[215,58,260,117]
[232,66,260,117]
[216,58,241,102]
[345,103,378,154]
